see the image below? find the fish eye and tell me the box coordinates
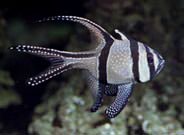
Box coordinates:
[148,54,154,64]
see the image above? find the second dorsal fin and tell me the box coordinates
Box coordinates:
[37,16,115,51]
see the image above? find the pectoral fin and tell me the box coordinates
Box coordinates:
[105,83,133,118]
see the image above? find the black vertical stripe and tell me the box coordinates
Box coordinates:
[145,45,155,80]
[129,39,140,82]
[66,16,115,84]
[98,33,114,84]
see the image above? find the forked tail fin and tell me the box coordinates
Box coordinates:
[10,45,85,86]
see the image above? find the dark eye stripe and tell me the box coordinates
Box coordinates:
[144,45,155,80]
[147,54,154,64]
[129,39,140,83]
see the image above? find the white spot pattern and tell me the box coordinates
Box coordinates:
[27,65,71,86]
[13,45,64,58]
[37,15,114,51]
[11,45,97,86]
[106,40,134,84]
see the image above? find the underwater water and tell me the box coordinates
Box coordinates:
[0,0,183,135]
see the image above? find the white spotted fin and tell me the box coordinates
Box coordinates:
[10,45,95,86]
[37,15,114,51]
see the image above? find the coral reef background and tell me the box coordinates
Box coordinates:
[0,0,183,134]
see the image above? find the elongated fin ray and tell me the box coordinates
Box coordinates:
[27,64,72,86]
[10,45,75,86]
[37,16,114,50]
[105,83,133,118]
[10,45,64,62]
[10,45,95,63]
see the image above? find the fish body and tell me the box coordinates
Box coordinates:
[10,16,165,118]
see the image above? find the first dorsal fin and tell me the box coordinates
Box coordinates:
[114,29,128,40]
[37,16,114,51]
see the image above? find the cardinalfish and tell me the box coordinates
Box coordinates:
[10,16,165,118]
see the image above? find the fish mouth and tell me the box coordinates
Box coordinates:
[156,59,165,75]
